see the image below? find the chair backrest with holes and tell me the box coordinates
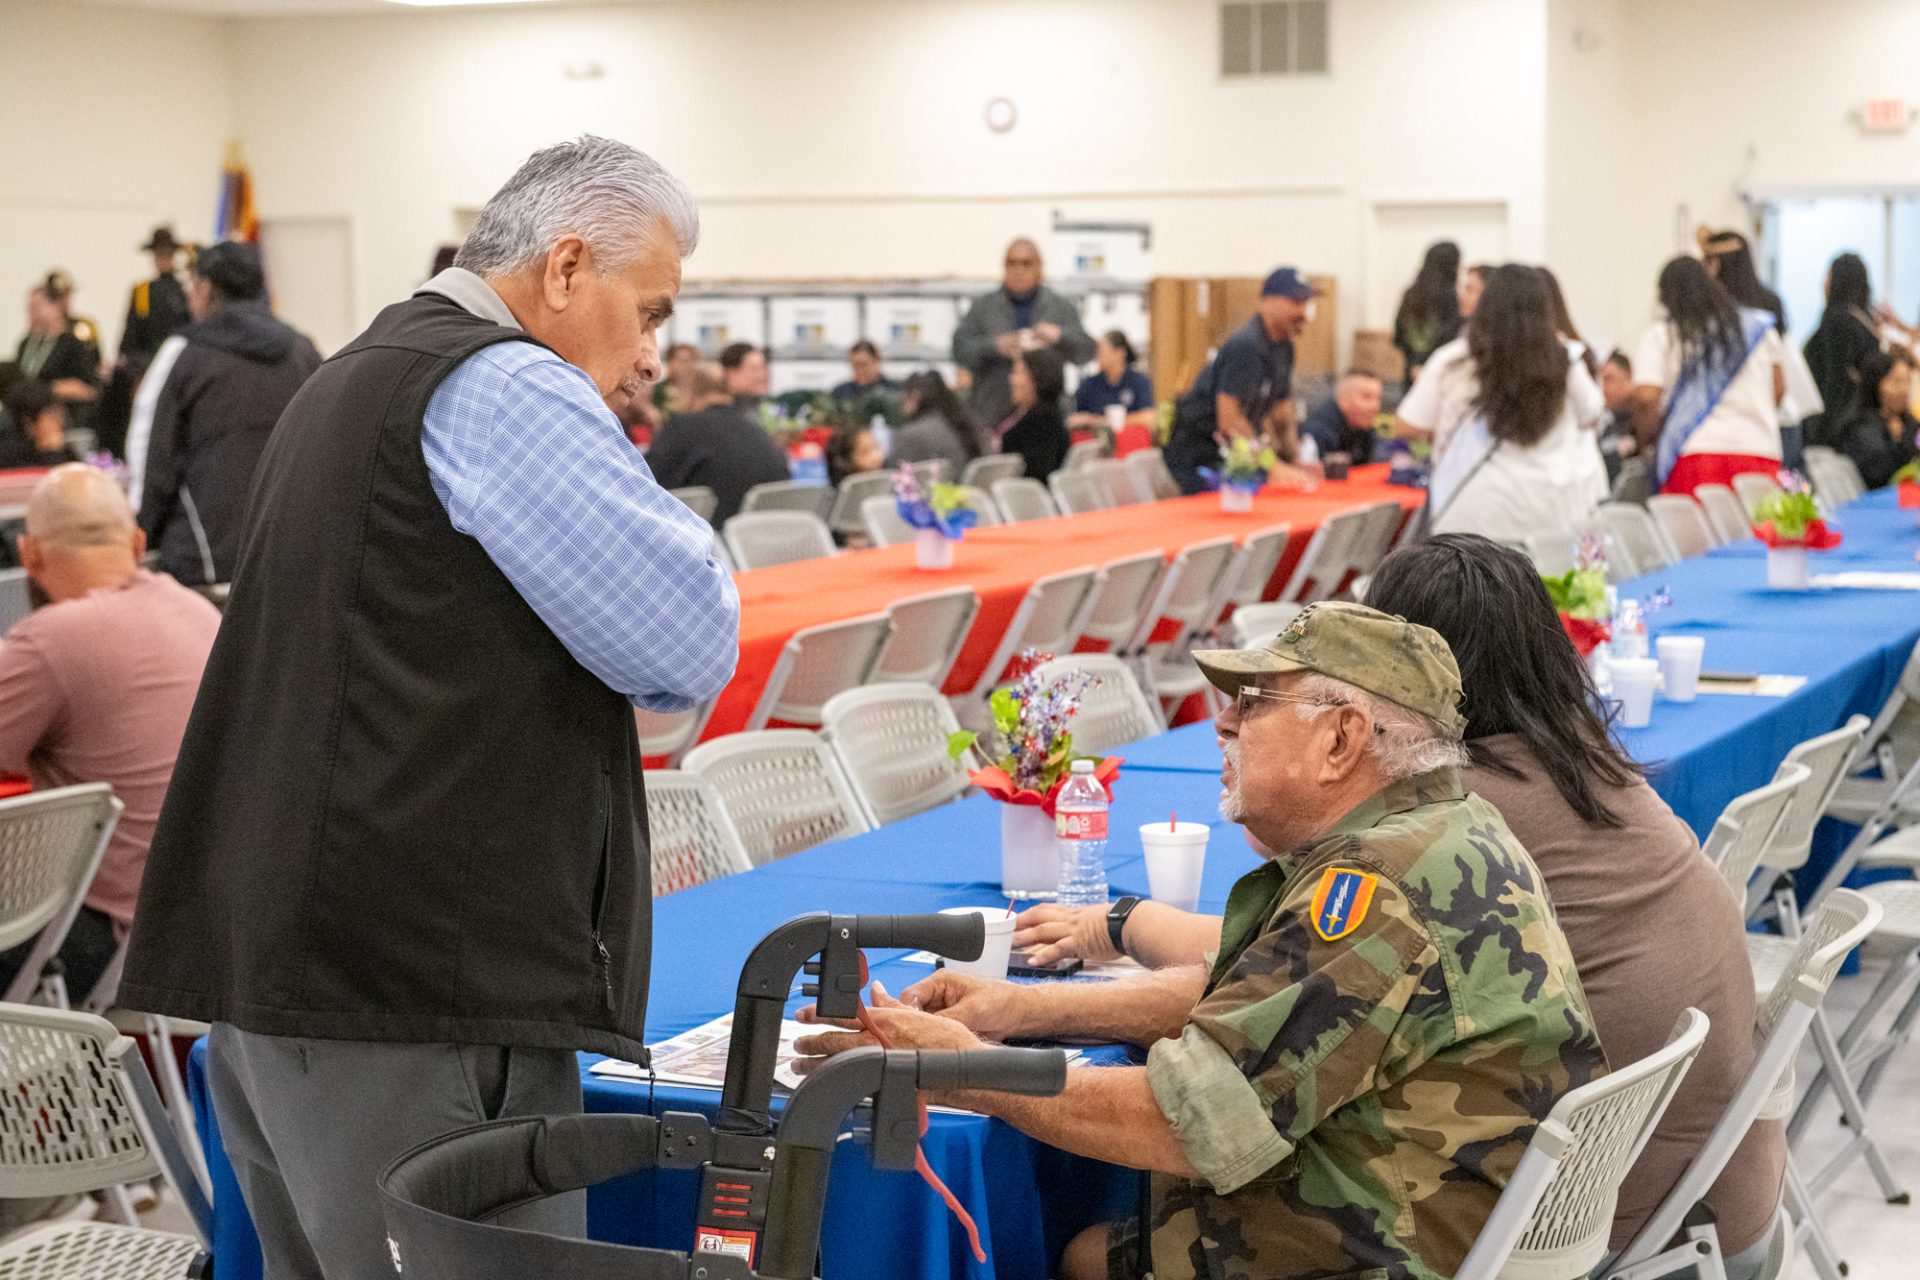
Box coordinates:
[956,485,1003,525]
[992,477,1058,522]
[1645,495,1715,559]
[642,771,752,894]
[1693,483,1751,543]
[860,494,917,547]
[1761,717,1871,874]
[1126,448,1180,501]
[746,613,893,730]
[1049,469,1107,515]
[0,1004,165,1199]
[1027,655,1162,754]
[1084,458,1146,507]
[1229,601,1305,649]
[1730,470,1782,518]
[966,568,1103,697]
[1221,524,1294,611]
[1597,503,1678,573]
[874,589,981,688]
[0,787,122,1003]
[1454,1008,1710,1280]
[740,481,835,522]
[722,512,836,569]
[961,454,1024,490]
[1278,507,1367,603]
[1064,438,1105,470]
[0,570,31,637]
[633,704,713,767]
[1078,553,1167,649]
[821,684,973,826]
[683,731,872,864]
[827,472,896,536]
[1149,537,1238,647]
[1521,529,1575,576]
[1701,764,1809,905]
[1347,502,1407,578]
[668,486,717,523]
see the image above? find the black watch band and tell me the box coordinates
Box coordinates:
[1106,896,1142,954]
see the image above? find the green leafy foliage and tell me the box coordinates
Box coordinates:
[1541,567,1609,620]
[929,482,974,520]
[1754,488,1820,540]
[1893,458,1920,486]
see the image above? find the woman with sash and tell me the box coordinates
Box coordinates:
[1631,256,1784,496]
[1397,263,1607,542]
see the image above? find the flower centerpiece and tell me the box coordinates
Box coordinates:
[1894,459,1920,515]
[1153,399,1176,448]
[1198,436,1278,512]
[893,464,978,569]
[1542,541,1612,660]
[1752,474,1842,590]
[947,651,1123,897]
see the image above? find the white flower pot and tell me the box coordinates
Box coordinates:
[1000,804,1059,899]
[1220,486,1255,513]
[1766,546,1810,590]
[915,528,955,570]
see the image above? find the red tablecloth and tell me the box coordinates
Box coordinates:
[703,467,1422,740]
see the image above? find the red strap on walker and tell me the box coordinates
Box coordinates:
[854,953,987,1265]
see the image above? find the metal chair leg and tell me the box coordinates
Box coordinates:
[1785,1158,1849,1280]
[1797,1009,1909,1202]
[1851,965,1920,1110]
[1788,946,1918,1142]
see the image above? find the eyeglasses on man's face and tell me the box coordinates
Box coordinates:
[1233,684,1384,735]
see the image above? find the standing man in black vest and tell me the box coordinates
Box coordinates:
[120,136,740,1279]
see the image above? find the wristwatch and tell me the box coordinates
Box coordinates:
[1106,896,1142,955]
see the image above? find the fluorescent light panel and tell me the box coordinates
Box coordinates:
[384,1,559,8]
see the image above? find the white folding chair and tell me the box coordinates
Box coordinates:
[960,453,1024,490]
[643,770,753,894]
[991,477,1059,523]
[1133,538,1240,712]
[1084,458,1148,507]
[1214,523,1294,624]
[1025,654,1163,754]
[1063,438,1106,470]
[1693,484,1753,545]
[1598,502,1679,574]
[683,730,872,865]
[1228,601,1306,649]
[634,702,714,767]
[1700,765,1810,909]
[1454,1008,1710,1280]
[1820,637,1920,835]
[0,786,123,1007]
[1345,501,1408,581]
[0,570,29,636]
[955,567,1103,714]
[1076,552,1167,653]
[873,588,980,689]
[1048,469,1108,515]
[741,480,835,522]
[722,511,836,569]
[860,494,917,547]
[955,485,1004,526]
[1748,717,1870,927]
[1277,505,1372,603]
[1730,471,1783,518]
[1829,453,1866,502]
[1610,892,1883,1280]
[908,459,944,489]
[743,613,893,731]
[1645,494,1716,560]
[827,471,896,539]
[1520,529,1576,576]
[1611,455,1652,505]
[1125,448,1181,501]
[0,1004,211,1269]
[820,684,973,826]
[668,486,718,523]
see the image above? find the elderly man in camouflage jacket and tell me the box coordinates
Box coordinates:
[795,602,1607,1280]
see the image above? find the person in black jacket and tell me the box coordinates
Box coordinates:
[0,377,80,470]
[129,242,321,584]
[1832,348,1920,489]
[1393,241,1462,381]
[995,345,1070,480]
[1803,253,1883,448]
[645,365,791,523]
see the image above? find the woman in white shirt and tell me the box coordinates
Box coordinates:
[1631,256,1784,495]
[1397,264,1608,543]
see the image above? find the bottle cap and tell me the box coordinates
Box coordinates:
[1071,759,1095,774]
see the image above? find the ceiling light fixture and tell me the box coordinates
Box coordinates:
[383,1,560,8]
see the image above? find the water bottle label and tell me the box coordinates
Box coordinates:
[1056,811,1107,839]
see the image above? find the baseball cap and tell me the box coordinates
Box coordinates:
[1192,601,1466,736]
[1260,267,1320,301]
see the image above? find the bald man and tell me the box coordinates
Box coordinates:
[953,237,1094,428]
[0,465,219,1002]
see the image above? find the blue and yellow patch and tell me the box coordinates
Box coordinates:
[1309,867,1378,942]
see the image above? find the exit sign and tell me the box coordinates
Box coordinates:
[1860,97,1912,133]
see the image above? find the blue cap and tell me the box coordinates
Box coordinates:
[1261,267,1319,301]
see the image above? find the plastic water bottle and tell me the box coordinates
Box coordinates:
[791,442,828,487]
[1054,760,1110,907]
[1296,432,1322,490]
[1612,598,1649,661]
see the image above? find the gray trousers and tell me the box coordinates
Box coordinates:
[207,1023,585,1280]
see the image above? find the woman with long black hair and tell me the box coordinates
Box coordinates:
[1395,263,1606,540]
[1393,240,1462,380]
[1630,256,1784,495]
[1803,252,1885,446]
[888,369,984,479]
[1699,228,1787,333]
[1832,347,1920,489]
[994,346,1070,480]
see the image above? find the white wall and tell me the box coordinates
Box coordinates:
[0,1,232,360]
[221,0,1550,354]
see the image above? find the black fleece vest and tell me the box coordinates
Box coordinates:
[121,292,651,1063]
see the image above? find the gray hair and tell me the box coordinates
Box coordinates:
[455,135,699,278]
[26,464,135,549]
[1287,674,1469,780]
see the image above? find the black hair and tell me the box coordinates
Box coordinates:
[848,339,880,360]
[1466,265,1568,447]
[1857,347,1912,417]
[1100,330,1136,366]
[1705,233,1785,331]
[1018,345,1067,406]
[1364,534,1641,827]
[1,376,57,431]
[1395,241,1462,336]
[824,422,877,486]
[1657,256,1745,378]
[0,362,19,405]
[718,342,759,371]
[193,241,266,303]
[1826,252,1873,316]
[1534,266,1598,378]
[901,370,984,462]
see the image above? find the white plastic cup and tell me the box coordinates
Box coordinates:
[1105,404,1127,434]
[1656,636,1706,703]
[1140,822,1209,912]
[1612,658,1660,728]
[938,906,1016,980]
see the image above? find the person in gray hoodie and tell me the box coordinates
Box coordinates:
[129,242,322,584]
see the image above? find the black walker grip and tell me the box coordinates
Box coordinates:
[853,912,987,961]
[914,1047,1069,1097]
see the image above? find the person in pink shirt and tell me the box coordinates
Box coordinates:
[0,464,219,1003]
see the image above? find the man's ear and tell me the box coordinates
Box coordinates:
[130,527,147,562]
[540,235,590,313]
[1318,704,1373,782]
[17,534,41,578]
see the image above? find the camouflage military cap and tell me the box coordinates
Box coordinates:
[1192,601,1466,736]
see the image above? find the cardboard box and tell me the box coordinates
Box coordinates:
[1348,329,1406,383]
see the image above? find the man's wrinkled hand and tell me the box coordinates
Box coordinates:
[1012,903,1118,965]
[792,982,984,1075]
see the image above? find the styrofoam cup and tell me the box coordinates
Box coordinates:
[1140,822,1210,912]
[1105,404,1126,433]
[1656,636,1706,703]
[1612,658,1659,728]
[938,906,1016,980]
